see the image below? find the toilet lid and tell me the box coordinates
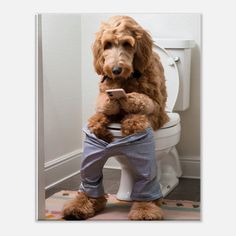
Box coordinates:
[153,42,179,112]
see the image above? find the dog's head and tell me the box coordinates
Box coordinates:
[92,16,153,79]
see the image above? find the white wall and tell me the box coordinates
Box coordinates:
[41,13,201,184]
[81,13,201,176]
[41,14,82,187]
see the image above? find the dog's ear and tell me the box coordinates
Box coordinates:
[133,28,153,73]
[92,30,104,75]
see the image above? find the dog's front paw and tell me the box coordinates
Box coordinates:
[119,92,154,114]
[121,114,150,136]
[128,202,164,220]
[90,126,114,143]
[119,92,144,113]
[88,113,114,143]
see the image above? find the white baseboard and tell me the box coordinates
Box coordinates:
[179,156,200,179]
[44,149,82,190]
[44,151,200,190]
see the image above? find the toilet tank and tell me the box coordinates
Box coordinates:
[154,39,195,111]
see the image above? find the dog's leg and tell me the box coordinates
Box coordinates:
[121,114,150,136]
[119,92,155,115]
[96,93,120,115]
[62,192,107,220]
[128,200,164,220]
[88,112,114,143]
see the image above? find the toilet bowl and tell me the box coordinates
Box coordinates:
[106,39,195,200]
[107,112,181,200]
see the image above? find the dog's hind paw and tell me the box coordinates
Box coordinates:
[128,201,164,220]
[62,192,107,220]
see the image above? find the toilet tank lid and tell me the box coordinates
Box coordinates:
[153,38,195,49]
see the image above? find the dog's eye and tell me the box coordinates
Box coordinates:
[104,42,112,50]
[123,41,132,48]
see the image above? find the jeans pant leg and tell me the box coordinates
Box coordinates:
[114,128,163,201]
[79,125,162,200]
[79,126,109,198]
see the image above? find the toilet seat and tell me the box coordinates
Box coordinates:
[161,112,180,128]
[107,112,180,138]
[108,112,180,129]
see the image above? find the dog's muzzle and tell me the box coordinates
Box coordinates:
[112,66,122,75]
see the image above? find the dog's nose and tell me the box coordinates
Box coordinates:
[112,67,122,75]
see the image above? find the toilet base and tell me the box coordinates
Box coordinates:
[159,173,179,197]
[116,175,179,201]
[115,146,182,201]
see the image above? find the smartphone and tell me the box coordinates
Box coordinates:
[106,88,127,99]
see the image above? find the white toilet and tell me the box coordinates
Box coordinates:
[106,39,195,200]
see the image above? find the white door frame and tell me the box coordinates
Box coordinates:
[36,14,45,220]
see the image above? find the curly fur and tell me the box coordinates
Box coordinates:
[89,15,169,143]
[62,192,107,220]
[128,200,164,220]
[64,16,168,220]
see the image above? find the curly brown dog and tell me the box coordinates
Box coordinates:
[62,16,168,220]
[89,16,169,142]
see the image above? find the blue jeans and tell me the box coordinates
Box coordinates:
[79,125,162,201]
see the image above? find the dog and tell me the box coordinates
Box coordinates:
[62,16,169,220]
[88,15,169,142]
